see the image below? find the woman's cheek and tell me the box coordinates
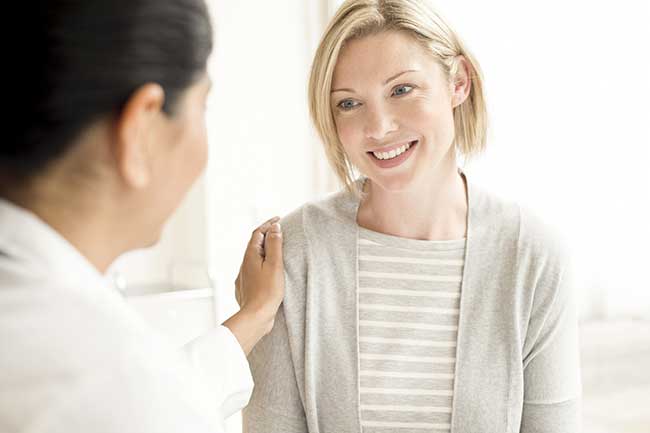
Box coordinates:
[405,96,437,118]
[336,118,360,152]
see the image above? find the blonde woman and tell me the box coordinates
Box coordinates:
[244,0,581,432]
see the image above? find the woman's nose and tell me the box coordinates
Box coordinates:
[363,103,398,141]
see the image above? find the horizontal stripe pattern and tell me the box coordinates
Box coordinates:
[358,228,465,433]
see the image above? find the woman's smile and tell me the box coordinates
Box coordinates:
[367,139,419,168]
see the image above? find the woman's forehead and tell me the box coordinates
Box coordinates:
[333,31,436,86]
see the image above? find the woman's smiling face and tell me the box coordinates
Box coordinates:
[331,30,469,192]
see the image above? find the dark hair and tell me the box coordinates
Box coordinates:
[4,0,213,179]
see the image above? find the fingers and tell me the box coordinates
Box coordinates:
[258,216,281,233]
[245,216,281,263]
[262,222,283,268]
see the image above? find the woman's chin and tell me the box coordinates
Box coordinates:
[365,171,418,194]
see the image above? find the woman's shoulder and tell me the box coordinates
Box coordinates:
[281,187,357,239]
[279,187,359,275]
[471,184,572,315]
[283,186,356,223]
[470,182,567,261]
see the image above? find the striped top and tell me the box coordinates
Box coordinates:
[357,227,466,433]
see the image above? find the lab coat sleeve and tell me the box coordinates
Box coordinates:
[28,364,220,433]
[181,325,254,421]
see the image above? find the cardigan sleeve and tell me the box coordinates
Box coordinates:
[242,307,308,433]
[243,208,309,433]
[519,229,582,432]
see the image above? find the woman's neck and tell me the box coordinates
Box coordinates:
[357,165,468,241]
[2,174,129,274]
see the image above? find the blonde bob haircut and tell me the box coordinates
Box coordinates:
[309,0,487,193]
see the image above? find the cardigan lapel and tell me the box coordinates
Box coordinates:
[450,177,518,432]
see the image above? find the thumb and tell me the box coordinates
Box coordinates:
[244,229,265,266]
[263,223,283,268]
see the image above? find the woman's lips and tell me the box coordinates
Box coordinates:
[368,140,418,169]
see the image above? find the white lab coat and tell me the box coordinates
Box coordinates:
[0,198,254,433]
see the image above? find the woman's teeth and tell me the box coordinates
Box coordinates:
[372,142,411,160]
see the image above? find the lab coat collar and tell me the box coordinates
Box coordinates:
[0,198,110,292]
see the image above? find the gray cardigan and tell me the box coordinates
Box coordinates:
[244,176,581,433]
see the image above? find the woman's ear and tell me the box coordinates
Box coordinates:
[113,83,165,189]
[451,56,472,108]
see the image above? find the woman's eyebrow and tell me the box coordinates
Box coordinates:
[331,87,354,94]
[383,69,418,85]
[331,69,419,94]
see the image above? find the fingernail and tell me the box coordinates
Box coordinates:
[271,222,281,232]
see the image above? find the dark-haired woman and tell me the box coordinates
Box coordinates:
[0,1,283,432]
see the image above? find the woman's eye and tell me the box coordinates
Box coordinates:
[392,84,414,96]
[337,99,359,111]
